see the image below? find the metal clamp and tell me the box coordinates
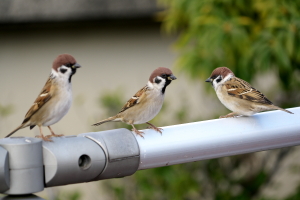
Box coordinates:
[43,135,106,187]
[79,128,140,180]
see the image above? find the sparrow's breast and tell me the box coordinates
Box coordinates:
[42,85,73,126]
[125,90,164,124]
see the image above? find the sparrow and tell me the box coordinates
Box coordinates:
[92,67,177,137]
[5,54,81,141]
[205,67,293,118]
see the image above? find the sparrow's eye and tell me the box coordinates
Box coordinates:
[155,77,162,84]
[65,63,73,68]
[60,68,67,74]
[161,74,167,78]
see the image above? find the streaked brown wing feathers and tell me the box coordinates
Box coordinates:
[225,77,273,105]
[22,78,53,124]
[119,86,148,113]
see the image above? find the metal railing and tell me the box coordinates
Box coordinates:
[0,107,299,196]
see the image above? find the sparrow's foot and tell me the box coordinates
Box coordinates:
[147,126,163,133]
[54,134,64,137]
[47,126,64,137]
[219,112,237,118]
[130,124,144,138]
[45,133,64,139]
[51,133,64,137]
[146,122,163,134]
[130,124,145,138]
[36,135,53,142]
[132,129,144,138]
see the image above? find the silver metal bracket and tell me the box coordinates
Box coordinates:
[0,138,43,195]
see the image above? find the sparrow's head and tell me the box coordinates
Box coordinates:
[149,67,177,94]
[205,67,234,89]
[52,54,81,82]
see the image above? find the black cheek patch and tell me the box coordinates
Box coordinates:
[155,77,161,84]
[216,78,222,83]
[60,68,67,74]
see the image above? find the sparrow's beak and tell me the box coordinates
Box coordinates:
[168,74,177,80]
[205,78,212,83]
[72,63,81,69]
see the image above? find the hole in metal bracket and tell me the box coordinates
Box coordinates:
[78,154,91,170]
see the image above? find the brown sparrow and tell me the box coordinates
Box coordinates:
[205,67,293,118]
[5,54,81,141]
[92,67,177,137]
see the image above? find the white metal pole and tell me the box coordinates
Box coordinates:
[1,107,299,195]
[136,107,300,170]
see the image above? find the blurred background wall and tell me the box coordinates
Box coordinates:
[1,0,300,200]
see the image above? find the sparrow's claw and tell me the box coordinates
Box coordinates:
[36,135,53,142]
[45,134,64,139]
[50,134,64,138]
[130,124,144,138]
[54,134,64,137]
[132,129,144,138]
[219,112,238,118]
[47,126,63,137]
[147,126,163,134]
[146,122,163,134]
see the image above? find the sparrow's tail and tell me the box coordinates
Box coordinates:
[5,124,25,138]
[92,116,119,126]
[272,105,294,114]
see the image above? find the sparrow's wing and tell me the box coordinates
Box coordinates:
[119,85,148,113]
[225,77,273,105]
[22,78,53,124]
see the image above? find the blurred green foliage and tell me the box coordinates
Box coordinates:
[98,88,126,116]
[0,103,13,118]
[160,0,300,106]
[0,103,14,137]
[55,191,81,200]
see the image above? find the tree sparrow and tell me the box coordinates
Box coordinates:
[92,67,177,137]
[5,54,81,141]
[205,67,293,118]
